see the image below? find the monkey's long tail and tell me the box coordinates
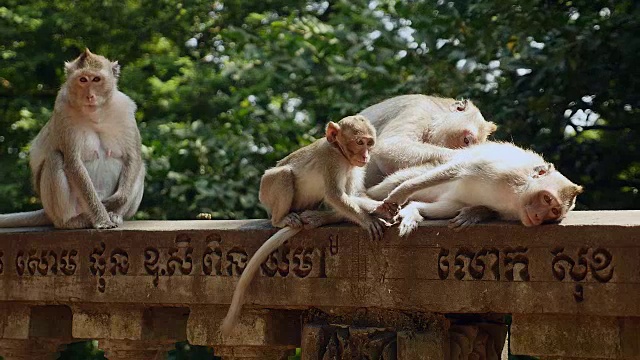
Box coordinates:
[220,226,302,336]
[0,209,51,228]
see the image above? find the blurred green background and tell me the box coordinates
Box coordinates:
[1,0,638,358]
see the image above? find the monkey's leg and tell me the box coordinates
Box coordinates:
[448,205,497,231]
[324,191,385,241]
[367,165,432,200]
[106,164,146,225]
[384,163,463,207]
[299,210,346,229]
[398,200,464,237]
[40,151,92,229]
[259,166,302,228]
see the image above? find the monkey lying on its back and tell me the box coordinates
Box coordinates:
[368,142,583,236]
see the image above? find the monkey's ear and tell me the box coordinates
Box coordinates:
[326,122,340,143]
[486,122,498,134]
[111,61,121,79]
[574,185,584,195]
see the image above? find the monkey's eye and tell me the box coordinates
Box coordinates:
[356,139,365,146]
[92,76,101,82]
[79,77,88,83]
[367,140,375,147]
[463,137,470,145]
[543,194,552,204]
[551,208,560,216]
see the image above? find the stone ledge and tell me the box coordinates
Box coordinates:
[0,211,637,317]
[0,210,637,358]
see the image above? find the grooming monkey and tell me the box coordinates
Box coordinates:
[359,94,497,187]
[221,115,386,336]
[368,142,583,236]
[0,49,144,229]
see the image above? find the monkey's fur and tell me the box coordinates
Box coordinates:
[0,49,144,229]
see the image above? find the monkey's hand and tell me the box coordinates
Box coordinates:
[102,192,128,213]
[398,205,422,237]
[448,206,496,231]
[362,216,386,241]
[373,201,400,221]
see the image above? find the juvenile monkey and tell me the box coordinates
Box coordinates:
[359,95,498,186]
[368,142,583,236]
[221,115,386,336]
[0,49,144,229]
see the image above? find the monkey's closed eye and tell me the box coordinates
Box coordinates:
[79,77,88,83]
[92,76,101,82]
[551,208,560,216]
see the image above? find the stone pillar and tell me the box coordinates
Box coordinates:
[0,304,72,360]
[213,345,295,360]
[511,314,640,359]
[187,305,299,358]
[0,339,65,360]
[100,339,175,360]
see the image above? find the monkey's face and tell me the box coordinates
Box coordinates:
[431,111,497,149]
[327,115,377,167]
[68,69,116,110]
[343,135,375,167]
[520,172,583,226]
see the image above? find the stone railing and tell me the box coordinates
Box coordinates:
[0,210,638,359]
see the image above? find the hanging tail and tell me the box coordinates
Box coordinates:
[220,226,302,336]
[0,209,51,228]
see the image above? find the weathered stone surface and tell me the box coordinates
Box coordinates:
[0,211,636,317]
[0,339,65,360]
[187,306,300,347]
[0,211,636,358]
[213,345,295,359]
[100,339,175,360]
[448,324,507,360]
[511,314,640,358]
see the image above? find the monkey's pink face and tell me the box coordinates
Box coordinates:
[447,129,480,149]
[68,70,114,110]
[521,190,564,226]
[345,136,375,167]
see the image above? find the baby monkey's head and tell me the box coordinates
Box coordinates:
[326,115,377,167]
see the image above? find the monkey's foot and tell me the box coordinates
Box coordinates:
[283,213,304,228]
[364,216,385,241]
[373,201,400,221]
[299,210,329,229]
[448,206,493,231]
[398,206,422,237]
[102,193,127,212]
[108,212,124,226]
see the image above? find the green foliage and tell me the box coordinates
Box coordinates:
[1,0,638,223]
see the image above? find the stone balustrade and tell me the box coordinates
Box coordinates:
[0,210,638,359]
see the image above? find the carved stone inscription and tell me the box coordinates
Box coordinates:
[16,249,78,276]
[201,233,336,279]
[144,234,193,287]
[438,247,529,281]
[551,246,614,302]
[90,242,130,293]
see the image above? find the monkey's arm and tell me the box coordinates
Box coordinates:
[367,165,434,200]
[61,146,114,228]
[374,135,455,175]
[376,163,463,218]
[448,205,498,231]
[323,171,384,241]
[103,139,143,214]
